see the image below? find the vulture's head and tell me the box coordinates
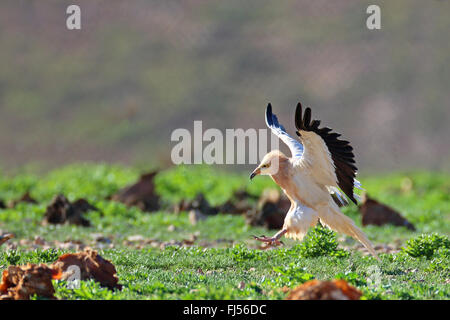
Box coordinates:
[250,150,287,179]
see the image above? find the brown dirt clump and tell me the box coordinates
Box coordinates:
[359,193,415,230]
[0,233,14,247]
[111,171,160,212]
[286,279,362,300]
[51,248,121,290]
[174,193,218,216]
[42,194,93,227]
[7,192,38,208]
[0,249,121,299]
[216,190,256,215]
[246,188,289,229]
[0,264,62,300]
[175,190,256,218]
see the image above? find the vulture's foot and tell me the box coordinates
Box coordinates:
[253,229,287,247]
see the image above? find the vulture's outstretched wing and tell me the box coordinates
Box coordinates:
[265,103,304,159]
[294,102,359,204]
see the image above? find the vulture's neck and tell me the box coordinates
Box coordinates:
[270,157,295,199]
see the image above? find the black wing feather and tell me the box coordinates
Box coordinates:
[294,102,358,204]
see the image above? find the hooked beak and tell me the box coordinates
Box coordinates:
[249,168,261,180]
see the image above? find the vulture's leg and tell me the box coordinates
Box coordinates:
[253,229,287,246]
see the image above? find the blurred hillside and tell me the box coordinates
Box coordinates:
[0,0,449,173]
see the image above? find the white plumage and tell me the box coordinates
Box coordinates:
[250,103,379,260]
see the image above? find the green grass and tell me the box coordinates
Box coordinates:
[0,164,449,300]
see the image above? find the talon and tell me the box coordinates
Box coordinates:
[252,232,285,248]
[253,235,270,242]
[270,239,282,247]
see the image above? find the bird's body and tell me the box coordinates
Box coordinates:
[250,103,379,260]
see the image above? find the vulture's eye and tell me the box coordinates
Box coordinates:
[262,163,270,168]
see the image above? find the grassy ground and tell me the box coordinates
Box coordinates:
[0,164,449,300]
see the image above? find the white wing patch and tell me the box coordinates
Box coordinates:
[265,104,304,159]
[329,182,363,205]
[265,103,362,204]
[328,186,348,206]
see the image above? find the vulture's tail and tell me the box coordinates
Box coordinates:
[318,201,380,261]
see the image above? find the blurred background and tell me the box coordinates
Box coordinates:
[0,0,449,173]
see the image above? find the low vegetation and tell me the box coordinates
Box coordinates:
[0,164,449,299]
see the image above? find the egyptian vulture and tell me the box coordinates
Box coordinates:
[250,102,379,260]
